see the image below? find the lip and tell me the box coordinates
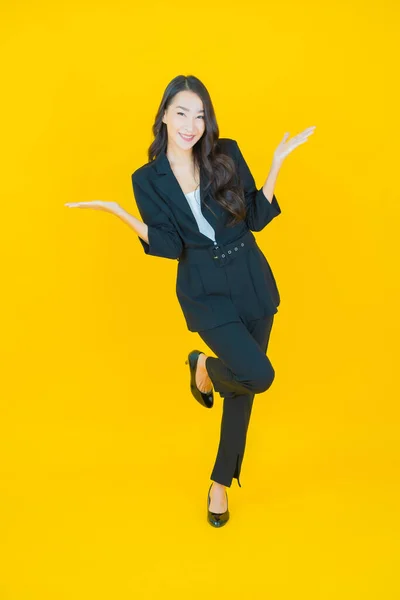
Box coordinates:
[179,133,195,141]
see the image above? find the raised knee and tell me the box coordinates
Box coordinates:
[252,364,275,394]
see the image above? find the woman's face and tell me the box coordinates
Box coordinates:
[162,90,205,151]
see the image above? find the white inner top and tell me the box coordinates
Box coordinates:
[184,186,216,242]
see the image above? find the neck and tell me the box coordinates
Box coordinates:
[166,142,194,168]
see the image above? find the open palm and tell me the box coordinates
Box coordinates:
[64,201,120,214]
[273,126,316,164]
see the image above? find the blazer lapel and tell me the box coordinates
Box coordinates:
[151,148,224,231]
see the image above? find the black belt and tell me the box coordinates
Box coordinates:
[179,229,257,269]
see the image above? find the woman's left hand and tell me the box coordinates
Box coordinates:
[273,126,316,165]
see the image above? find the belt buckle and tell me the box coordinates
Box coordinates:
[212,247,221,266]
[212,245,229,267]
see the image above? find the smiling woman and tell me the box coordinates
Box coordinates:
[127,71,285,523]
[64,72,315,526]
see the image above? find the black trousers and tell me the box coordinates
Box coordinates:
[197,314,275,488]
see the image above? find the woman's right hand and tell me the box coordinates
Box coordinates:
[65,201,121,215]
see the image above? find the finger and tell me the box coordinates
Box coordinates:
[290,126,316,142]
[297,130,314,142]
[65,203,94,208]
[301,126,316,135]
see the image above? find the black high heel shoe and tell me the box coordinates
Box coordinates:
[185,349,214,409]
[207,483,230,527]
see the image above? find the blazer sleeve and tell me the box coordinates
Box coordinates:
[234,139,282,232]
[131,173,184,260]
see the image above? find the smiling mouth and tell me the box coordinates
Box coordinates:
[179,133,195,141]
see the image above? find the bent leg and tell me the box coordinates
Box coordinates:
[200,317,276,398]
[198,315,275,488]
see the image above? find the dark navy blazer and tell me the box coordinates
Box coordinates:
[131,137,282,332]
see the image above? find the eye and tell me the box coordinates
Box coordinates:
[177,112,204,119]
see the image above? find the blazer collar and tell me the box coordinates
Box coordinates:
[150,148,223,228]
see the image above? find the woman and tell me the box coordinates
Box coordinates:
[65,74,315,528]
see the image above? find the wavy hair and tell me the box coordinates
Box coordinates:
[147,74,246,227]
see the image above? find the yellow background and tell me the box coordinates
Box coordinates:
[1,0,399,598]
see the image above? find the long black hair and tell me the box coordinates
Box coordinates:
[147,74,246,227]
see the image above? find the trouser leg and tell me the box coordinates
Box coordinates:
[197,314,275,488]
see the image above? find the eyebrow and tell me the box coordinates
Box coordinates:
[176,105,205,113]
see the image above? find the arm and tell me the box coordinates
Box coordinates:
[129,173,184,260]
[234,139,282,232]
[113,205,150,244]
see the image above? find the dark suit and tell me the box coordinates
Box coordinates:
[131,137,281,333]
[131,137,282,488]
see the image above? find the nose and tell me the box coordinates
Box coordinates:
[184,118,199,133]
